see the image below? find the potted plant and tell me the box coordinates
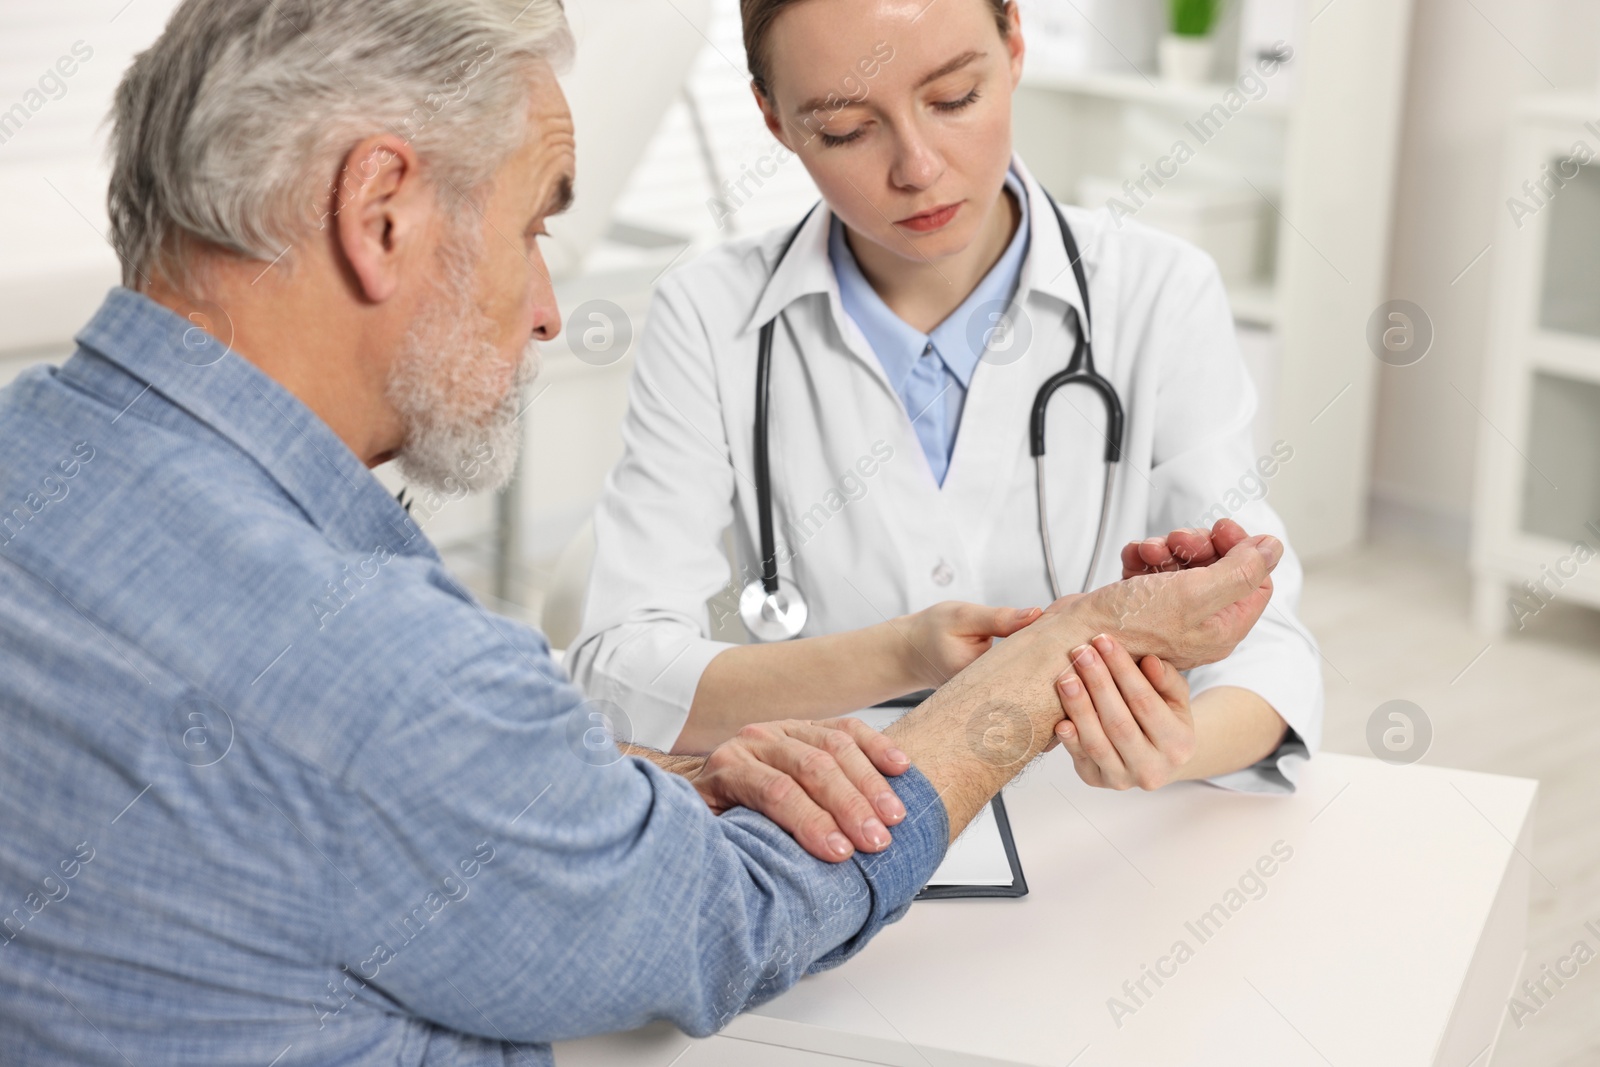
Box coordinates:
[1160,0,1221,84]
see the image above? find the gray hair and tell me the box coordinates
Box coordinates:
[108,0,572,288]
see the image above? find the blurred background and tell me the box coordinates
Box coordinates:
[2,1,1598,1060]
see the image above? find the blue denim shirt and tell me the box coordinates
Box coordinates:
[0,288,949,1066]
[829,168,1031,485]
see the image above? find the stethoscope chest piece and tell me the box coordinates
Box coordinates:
[739,576,809,642]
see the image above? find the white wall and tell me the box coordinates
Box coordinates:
[0,2,505,556]
[15,1,1600,564]
[607,0,818,243]
[1371,0,1600,548]
[0,3,186,357]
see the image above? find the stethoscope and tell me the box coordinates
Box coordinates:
[739,191,1124,642]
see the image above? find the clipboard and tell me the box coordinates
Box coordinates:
[915,792,1029,900]
[865,695,1029,901]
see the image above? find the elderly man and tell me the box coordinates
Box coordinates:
[0,0,1282,1063]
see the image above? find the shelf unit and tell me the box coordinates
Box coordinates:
[1471,93,1600,633]
[1015,63,1292,330]
[1012,0,1417,559]
[1020,67,1293,120]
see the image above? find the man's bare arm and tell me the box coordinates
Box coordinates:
[888,535,1283,841]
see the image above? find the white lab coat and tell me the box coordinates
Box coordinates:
[569,157,1322,792]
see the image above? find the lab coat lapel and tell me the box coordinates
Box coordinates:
[756,219,985,622]
[765,299,965,624]
[746,205,911,395]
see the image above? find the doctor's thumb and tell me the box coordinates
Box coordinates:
[996,606,1043,636]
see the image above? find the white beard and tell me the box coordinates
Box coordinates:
[386,225,539,496]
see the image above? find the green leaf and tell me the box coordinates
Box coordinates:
[1170,0,1220,36]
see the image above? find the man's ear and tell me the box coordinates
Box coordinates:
[331,135,430,304]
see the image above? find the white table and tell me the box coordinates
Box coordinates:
[555,751,1536,1067]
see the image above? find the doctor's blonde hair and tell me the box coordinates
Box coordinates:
[741,0,1013,99]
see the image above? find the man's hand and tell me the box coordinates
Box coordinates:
[899,602,1044,690]
[886,532,1285,843]
[1047,532,1282,671]
[1121,518,1250,578]
[1054,635,1194,790]
[684,718,911,863]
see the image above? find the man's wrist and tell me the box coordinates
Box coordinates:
[1069,592,1121,640]
[1024,595,1112,666]
[882,668,1060,843]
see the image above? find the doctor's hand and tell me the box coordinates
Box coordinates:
[686,717,911,864]
[1054,635,1194,790]
[1121,518,1251,579]
[899,602,1045,690]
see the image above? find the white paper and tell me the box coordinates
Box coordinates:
[845,704,1016,889]
[926,798,1016,887]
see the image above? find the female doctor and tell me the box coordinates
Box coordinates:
[569,0,1322,794]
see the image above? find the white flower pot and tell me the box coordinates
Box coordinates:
[1159,34,1217,84]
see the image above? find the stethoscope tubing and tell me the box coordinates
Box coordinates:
[752,310,780,596]
[753,205,818,597]
[747,191,1124,631]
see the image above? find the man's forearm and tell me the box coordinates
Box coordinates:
[675,538,1278,850]
[884,603,1104,842]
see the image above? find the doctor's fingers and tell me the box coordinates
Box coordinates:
[1055,655,1132,787]
[1053,717,1107,788]
[930,601,1042,639]
[985,604,1045,637]
[1141,652,1192,709]
[1070,642,1165,787]
[1054,679,1127,789]
[1096,640,1194,766]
